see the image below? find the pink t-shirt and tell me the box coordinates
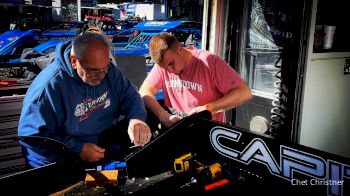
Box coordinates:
[144,49,243,123]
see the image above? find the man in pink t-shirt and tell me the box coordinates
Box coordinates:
[139,32,252,127]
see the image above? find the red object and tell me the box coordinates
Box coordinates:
[0,79,18,86]
[0,81,9,86]
[204,178,230,191]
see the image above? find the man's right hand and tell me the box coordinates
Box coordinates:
[159,110,182,128]
[140,85,181,128]
[79,143,105,163]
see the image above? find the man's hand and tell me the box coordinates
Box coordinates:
[128,119,152,147]
[159,110,182,128]
[188,104,212,116]
[80,143,105,163]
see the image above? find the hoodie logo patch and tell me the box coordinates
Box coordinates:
[74,92,110,121]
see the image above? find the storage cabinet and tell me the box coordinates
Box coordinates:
[298,0,350,158]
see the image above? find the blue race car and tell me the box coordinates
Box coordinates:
[113,20,202,57]
[0,29,41,55]
[0,21,85,56]
[40,21,85,42]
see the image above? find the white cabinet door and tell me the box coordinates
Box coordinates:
[300,55,350,158]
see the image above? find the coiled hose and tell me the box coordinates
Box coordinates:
[267,56,287,136]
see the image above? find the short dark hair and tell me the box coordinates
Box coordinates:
[72,32,111,59]
[149,32,180,64]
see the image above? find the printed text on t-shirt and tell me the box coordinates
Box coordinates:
[165,79,202,92]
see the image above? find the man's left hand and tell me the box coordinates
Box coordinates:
[128,119,152,147]
[188,104,212,116]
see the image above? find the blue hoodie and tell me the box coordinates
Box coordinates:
[18,40,147,168]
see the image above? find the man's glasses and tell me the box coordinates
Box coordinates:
[78,60,110,77]
[81,65,109,76]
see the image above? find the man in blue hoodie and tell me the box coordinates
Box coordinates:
[18,32,152,168]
